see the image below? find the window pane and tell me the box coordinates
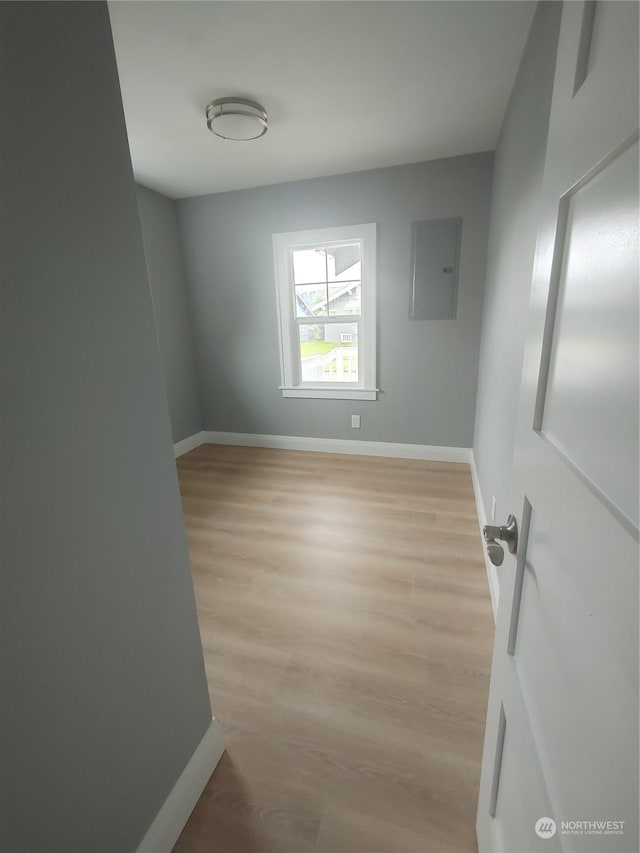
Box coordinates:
[328,283,361,316]
[292,248,327,285]
[299,322,358,383]
[295,284,327,317]
[327,243,361,283]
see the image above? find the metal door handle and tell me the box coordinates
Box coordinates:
[483,515,518,566]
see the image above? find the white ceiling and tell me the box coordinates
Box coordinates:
[108,1,536,199]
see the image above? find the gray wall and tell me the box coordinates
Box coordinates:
[0,4,211,851]
[136,184,203,442]
[473,2,562,549]
[177,154,493,447]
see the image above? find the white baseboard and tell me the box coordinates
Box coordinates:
[470,451,499,621]
[136,718,225,853]
[173,431,206,458]
[201,431,473,464]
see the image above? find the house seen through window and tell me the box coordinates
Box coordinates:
[294,244,361,382]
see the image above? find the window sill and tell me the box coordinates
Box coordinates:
[280,386,378,401]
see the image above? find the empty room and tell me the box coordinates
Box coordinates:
[1,2,638,853]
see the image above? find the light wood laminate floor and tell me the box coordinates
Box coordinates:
[173,444,494,853]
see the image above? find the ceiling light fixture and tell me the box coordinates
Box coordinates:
[205,97,268,141]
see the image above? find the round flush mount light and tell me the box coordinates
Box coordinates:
[205,97,268,141]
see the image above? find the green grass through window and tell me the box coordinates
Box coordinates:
[300,340,356,357]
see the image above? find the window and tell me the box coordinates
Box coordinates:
[273,223,377,400]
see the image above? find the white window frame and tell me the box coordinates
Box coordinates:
[272,223,377,401]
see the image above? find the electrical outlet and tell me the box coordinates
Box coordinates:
[351,414,361,429]
[491,495,497,524]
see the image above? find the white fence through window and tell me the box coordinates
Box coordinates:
[301,347,358,382]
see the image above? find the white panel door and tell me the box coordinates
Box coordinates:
[477,3,639,852]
